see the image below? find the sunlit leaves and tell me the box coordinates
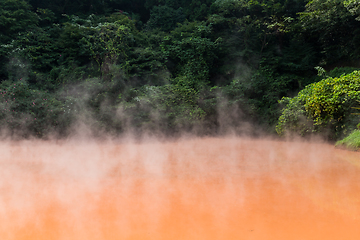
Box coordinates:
[277,70,360,138]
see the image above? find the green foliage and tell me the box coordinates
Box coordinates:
[276,96,314,136]
[183,0,214,20]
[212,0,305,19]
[80,20,132,75]
[5,26,60,72]
[344,0,360,20]
[0,0,40,79]
[299,71,360,126]
[117,83,206,133]
[0,0,39,43]
[123,30,169,83]
[299,0,360,63]
[336,129,360,150]
[0,79,68,137]
[146,5,185,31]
[55,14,136,80]
[161,21,221,89]
[2,0,360,138]
[210,0,313,85]
[327,67,360,78]
[222,64,304,128]
[277,70,360,138]
[29,0,113,17]
[145,0,214,21]
[36,8,56,26]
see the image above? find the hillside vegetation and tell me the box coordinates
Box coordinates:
[1,0,360,139]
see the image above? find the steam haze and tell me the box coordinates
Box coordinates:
[1,137,360,240]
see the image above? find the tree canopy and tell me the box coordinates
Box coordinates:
[0,0,359,139]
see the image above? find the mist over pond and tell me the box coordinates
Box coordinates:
[1,137,359,240]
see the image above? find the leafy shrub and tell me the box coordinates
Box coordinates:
[0,79,68,137]
[336,130,360,150]
[276,96,314,136]
[277,70,360,138]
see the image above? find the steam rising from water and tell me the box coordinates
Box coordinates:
[1,137,360,240]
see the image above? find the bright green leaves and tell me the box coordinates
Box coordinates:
[344,0,360,20]
[277,69,360,138]
[299,71,360,124]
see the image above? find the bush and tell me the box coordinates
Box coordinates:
[336,130,360,150]
[276,96,314,136]
[0,79,68,137]
[277,70,360,139]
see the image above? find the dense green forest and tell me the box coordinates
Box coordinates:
[1,0,360,139]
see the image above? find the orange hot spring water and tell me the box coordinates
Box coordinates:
[0,137,360,240]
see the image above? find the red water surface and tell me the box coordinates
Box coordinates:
[0,137,360,240]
